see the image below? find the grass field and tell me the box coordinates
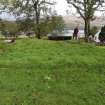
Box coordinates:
[0,39,105,105]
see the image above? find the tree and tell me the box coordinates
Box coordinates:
[0,20,18,37]
[38,16,65,36]
[66,0,105,40]
[99,26,105,43]
[50,16,65,33]
[0,0,55,39]
[90,26,98,37]
[6,22,18,37]
[0,19,6,33]
[16,18,34,32]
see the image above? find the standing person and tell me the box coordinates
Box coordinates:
[88,32,94,42]
[73,27,79,40]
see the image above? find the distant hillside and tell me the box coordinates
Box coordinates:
[63,16,105,29]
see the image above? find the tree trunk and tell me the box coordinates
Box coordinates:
[36,26,41,39]
[35,8,41,39]
[84,19,91,42]
[36,16,41,39]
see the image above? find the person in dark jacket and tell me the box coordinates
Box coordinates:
[73,27,79,40]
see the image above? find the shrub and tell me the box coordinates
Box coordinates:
[99,26,105,43]
[1,30,9,37]
[90,26,98,37]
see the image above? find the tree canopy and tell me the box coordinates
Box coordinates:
[0,0,56,39]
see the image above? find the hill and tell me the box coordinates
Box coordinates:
[63,15,105,29]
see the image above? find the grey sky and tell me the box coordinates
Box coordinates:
[0,0,104,20]
[55,0,69,15]
[0,0,69,20]
[55,0,104,16]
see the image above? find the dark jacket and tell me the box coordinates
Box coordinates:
[73,28,79,35]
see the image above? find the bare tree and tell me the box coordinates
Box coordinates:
[66,0,105,40]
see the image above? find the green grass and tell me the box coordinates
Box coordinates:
[0,39,105,105]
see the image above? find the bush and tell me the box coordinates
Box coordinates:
[34,16,65,37]
[99,26,105,43]
[1,30,9,37]
[90,26,98,37]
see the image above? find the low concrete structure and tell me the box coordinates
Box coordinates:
[48,35,72,40]
[48,30,72,40]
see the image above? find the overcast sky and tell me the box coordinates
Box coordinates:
[0,0,104,20]
[55,0,103,16]
[0,0,69,20]
[55,0,70,16]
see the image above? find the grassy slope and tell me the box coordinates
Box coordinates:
[0,39,105,105]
